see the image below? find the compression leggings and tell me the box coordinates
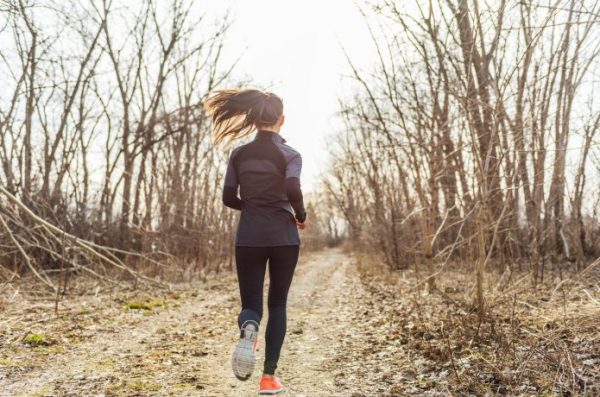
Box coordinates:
[235,245,299,375]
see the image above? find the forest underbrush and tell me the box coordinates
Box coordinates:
[341,253,600,396]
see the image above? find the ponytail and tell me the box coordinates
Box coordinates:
[204,89,284,144]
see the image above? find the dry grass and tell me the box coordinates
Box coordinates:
[333,253,600,396]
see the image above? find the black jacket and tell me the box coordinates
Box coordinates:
[223,130,306,246]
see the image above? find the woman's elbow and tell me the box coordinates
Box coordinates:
[284,177,303,202]
[223,186,242,210]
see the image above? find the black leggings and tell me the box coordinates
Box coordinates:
[235,245,299,375]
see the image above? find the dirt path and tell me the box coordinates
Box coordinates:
[0,248,362,396]
[4,249,598,396]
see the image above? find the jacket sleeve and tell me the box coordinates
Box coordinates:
[284,152,306,223]
[222,150,242,211]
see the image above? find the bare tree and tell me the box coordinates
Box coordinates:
[326,0,600,313]
[0,0,236,284]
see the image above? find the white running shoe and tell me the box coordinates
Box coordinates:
[232,320,258,381]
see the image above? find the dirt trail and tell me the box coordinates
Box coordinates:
[0,249,361,396]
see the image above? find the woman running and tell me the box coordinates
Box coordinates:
[205,89,307,395]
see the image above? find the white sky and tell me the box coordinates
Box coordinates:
[204,0,378,191]
[201,0,599,198]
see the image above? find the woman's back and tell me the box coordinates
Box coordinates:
[224,130,304,247]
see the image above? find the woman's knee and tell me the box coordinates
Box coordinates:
[267,301,287,310]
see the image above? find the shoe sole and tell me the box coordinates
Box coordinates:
[258,388,284,395]
[232,322,257,381]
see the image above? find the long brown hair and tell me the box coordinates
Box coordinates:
[204,89,284,144]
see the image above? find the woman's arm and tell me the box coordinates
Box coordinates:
[285,152,306,223]
[223,150,242,210]
[223,186,242,210]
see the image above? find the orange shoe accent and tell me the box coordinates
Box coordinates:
[258,374,284,395]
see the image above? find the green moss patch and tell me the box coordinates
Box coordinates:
[123,298,167,311]
[127,380,162,392]
[23,332,55,347]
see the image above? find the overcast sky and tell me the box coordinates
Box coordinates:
[203,0,379,191]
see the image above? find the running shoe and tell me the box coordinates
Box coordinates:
[232,320,258,381]
[258,374,285,395]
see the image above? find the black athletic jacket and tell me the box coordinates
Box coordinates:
[223,130,306,246]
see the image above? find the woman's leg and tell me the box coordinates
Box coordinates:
[263,245,299,375]
[232,246,269,380]
[235,246,269,330]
